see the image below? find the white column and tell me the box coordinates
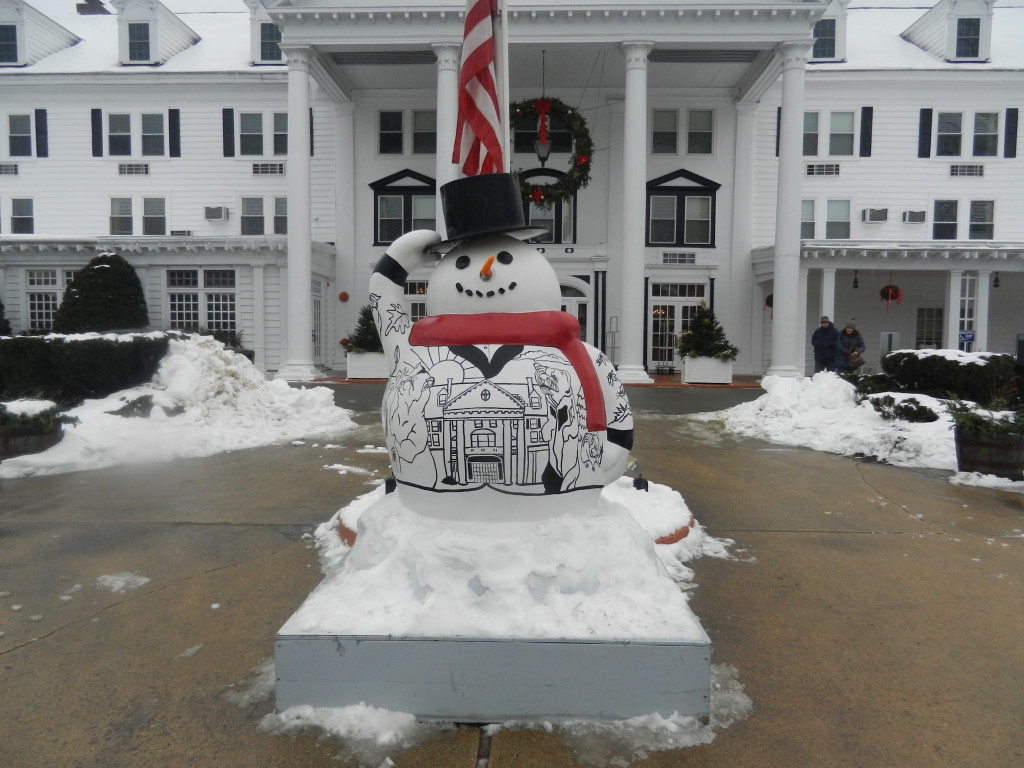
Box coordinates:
[766,42,811,378]
[617,41,654,384]
[276,46,319,381]
[946,269,964,349]
[433,44,461,237]
[820,268,836,323]
[975,269,991,351]
[731,101,757,374]
[335,101,356,369]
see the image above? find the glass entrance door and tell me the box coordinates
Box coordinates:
[650,304,677,372]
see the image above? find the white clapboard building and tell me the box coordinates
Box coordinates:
[1,0,1022,378]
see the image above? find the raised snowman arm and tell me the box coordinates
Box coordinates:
[368,229,442,373]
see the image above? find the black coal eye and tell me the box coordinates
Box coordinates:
[455,255,471,270]
[496,251,513,265]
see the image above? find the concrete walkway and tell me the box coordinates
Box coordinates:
[0,382,1021,768]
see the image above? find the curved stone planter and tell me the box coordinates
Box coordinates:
[0,424,63,462]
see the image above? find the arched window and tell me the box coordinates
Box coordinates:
[519,169,576,244]
[470,429,496,448]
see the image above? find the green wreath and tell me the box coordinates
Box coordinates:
[509,97,594,206]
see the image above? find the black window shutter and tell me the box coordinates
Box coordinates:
[918,108,932,158]
[34,109,48,158]
[1005,108,1018,158]
[222,108,235,157]
[309,107,314,157]
[775,107,781,157]
[91,108,104,157]
[859,106,873,157]
[168,108,181,157]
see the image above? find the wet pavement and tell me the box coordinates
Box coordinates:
[0,381,1021,768]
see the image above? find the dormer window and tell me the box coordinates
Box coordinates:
[812,19,835,60]
[955,17,980,58]
[809,0,848,63]
[260,23,282,62]
[128,22,150,62]
[0,24,17,64]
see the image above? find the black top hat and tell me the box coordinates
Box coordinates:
[428,173,548,254]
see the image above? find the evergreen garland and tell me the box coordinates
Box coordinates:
[52,252,149,333]
[509,97,594,206]
[676,302,739,362]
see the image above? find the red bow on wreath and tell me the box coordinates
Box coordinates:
[531,188,544,205]
[879,284,902,311]
[534,98,551,147]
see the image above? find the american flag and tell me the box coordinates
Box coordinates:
[453,0,504,176]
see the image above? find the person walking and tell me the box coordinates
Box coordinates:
[837,319,866,374]
[810,316,840,373]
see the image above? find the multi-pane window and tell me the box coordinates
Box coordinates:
[812,18,836,59]
[969,200,994,239]
[142,197,166,235]
[374,193,435,245]
[260,23,282,62]
[167,269,237,332]
[273,113,287,155]
[955,17,981,59]
[651,283,705,299]
[825,200,850,238]
[652,109,677,154]
[936,113,962,156]
[915,307,943,349]
[378,111,403,154]
[404,281,429,322]
[801,200,816,239]
[128,23,150,62]
[241,197,264,235]
[412,110,436,154]
[274,197,287,235]
[377,195,402,243]
[109,114,132,155]
[411,196,434,230]
[933,200,958,239]
[11,198,33,234]
[649,196,676,244]
[828,112,855,156]
[239,113,263,155]
[110,198,133,235]
[141,113,164,156]
[9,115,31,156]
[521,170,576,244]
[973,113,998,156]
[0,24,16,64]
[687,110,713,154]
[803,112,819,156]
[513,112,571,154]
[25,269,77,332]
[683,197,711,244]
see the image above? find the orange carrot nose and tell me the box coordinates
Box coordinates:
[480,254,496,280]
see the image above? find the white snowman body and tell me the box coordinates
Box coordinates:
[369,229,633,520]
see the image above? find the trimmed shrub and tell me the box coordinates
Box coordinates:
[880,351,1019,408]
[52,252,149,333]
[0,298,11,337]
[869,395,939,423]
[0,334,169,405]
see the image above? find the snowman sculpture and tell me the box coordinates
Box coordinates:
[368,173,633,520]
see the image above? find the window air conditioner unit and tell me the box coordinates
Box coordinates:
[204,206,229,221]
[861,208,888,223]
[902,210,926,224]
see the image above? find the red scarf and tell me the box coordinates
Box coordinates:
[409,311,606,432]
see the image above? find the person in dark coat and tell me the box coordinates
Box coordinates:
[836,319,866,373]
[810,315,840,373]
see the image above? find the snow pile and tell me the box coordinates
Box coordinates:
[286,480,710,641]
[693,372,958,471]
[95,572,151,593]
[0,335,355,478]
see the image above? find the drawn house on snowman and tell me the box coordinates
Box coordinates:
[425,376,551,488]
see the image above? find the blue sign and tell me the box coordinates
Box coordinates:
[959,330,976,343]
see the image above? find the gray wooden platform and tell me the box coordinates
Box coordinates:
[275,631,712,722]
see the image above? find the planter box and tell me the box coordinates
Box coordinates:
[681,356,733,385]
[346,351,389,380]
[0,424,63,462]
[954,426,1024,481]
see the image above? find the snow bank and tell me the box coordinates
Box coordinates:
[0,335,355,478]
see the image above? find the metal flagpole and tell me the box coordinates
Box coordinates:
[493,0,511,172]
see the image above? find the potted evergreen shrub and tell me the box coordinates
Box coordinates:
[0,402,78,461]
[676,302,739,384]
[344,304,389,379]
[946,400,1024,481]
[0,298,12,337]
